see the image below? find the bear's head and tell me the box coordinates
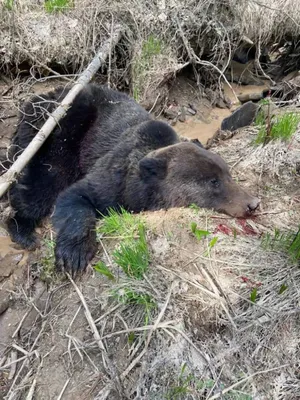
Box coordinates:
[138,142,260,218]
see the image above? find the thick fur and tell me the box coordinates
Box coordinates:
[7,84,259,273]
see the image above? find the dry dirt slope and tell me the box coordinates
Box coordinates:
[0,124,299,399]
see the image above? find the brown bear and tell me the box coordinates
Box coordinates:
[6,84,260,274]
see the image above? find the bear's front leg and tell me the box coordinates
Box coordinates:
[53,180,98,274]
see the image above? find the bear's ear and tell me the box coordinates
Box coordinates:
[139,157,167,181]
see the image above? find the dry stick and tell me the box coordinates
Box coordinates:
[175,17,239,104]
[0,25,123,198]
[207,364,290,400]
[120,283,174,380]
[56,378,71,400]
[67,274,124,396]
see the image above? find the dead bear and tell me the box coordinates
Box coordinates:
[6,84,260,273]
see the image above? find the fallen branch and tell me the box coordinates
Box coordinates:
[0,25,123,198]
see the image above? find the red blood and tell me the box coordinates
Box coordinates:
[237,219,258,236]
[214,224,232,235]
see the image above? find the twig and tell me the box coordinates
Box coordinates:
[148,93,161,113]
[8,350,17,380]
[175,17,239,103]
[207,364,290,399]
[0,25,123,198]
[56,378,71,400]
[99,320,177,340]
[94,304,122,324]
[6,321,47,398]
[0,352,35,371]
[250,0,300,28]
[0,114,17,120]
[120,283,174,379]
[67,273,124,396]
[26,377,37,400]
[107,14,114,89]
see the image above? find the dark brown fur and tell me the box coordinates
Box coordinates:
[6,84,260,273]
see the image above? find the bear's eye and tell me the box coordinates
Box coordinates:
[210,178,220,187]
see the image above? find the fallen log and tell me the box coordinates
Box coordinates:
[0,25,123,198]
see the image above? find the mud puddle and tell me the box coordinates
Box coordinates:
[224,81,270,106]
[175,108,231,144]
[175,81,270,144]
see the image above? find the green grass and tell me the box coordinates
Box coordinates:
[114,287,155,308]
[190,222,210,240]
[95,207,150,280]
[165,364,252,400]
[97,206,140,238]
[94,261,115,281]
[113,224,149,279]
[254,110,300,145]
[45,0,72,13]
[39,238,57,283]
[261,227,300,263]
[4,0,13,10]
[112,286,156,325]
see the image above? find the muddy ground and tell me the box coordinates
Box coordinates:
[0,69,300,400]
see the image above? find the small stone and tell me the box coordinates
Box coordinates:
[164,108,178,119]
[215,98,227,109]
[178,112,186,123]
[187,107,196,115]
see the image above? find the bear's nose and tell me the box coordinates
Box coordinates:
[247,197,260,213]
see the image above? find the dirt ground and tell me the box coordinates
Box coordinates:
[0,74,300,399]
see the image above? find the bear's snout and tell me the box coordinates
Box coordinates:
[246,197,260,214]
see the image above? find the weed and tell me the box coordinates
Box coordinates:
[250,287,258,303]
[189,203,201,214]
[97,206,140,239]
[261,227,300,263]
[254,109,266,127]
[40,238,57,283]
[4,0,13,10]
[165,364,192,400]
[204,237,218,257]
[97,207,150,279]
[279,283,288,294]
[191,222,210,240]
[254,111,300,145]
[45,0,72,13]
[113,287,156,324]
[113,224,149,279]
[115,287,155,308]
[165,364,252,399]
[94,261,115,281]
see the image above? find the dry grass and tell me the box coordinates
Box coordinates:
[1,0,300,93]
[1,125,299,399]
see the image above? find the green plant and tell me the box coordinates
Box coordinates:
[113,287,156,324]
[45,0,72,13]
[97,207,140,238]
[113,224,149,279]
[261,227,300,263]
[94,261,115,281]
[254,111,300,145]
[4,0,14,10]
[250,287,258,303]
[40,238,57,282]
[204,237,218,257]
[165,364,193,399]
[190,222,210,240]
